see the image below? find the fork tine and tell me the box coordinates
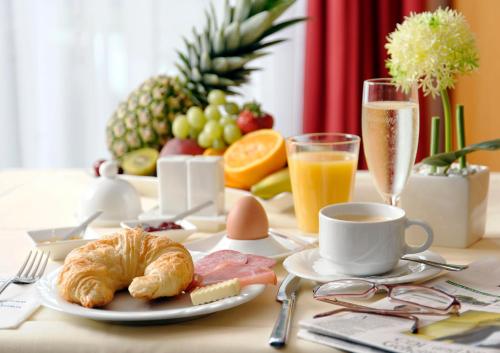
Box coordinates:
[29,251,44,278]
[22,251,39,277]
[36,252,50,279]
[16,250,33,277]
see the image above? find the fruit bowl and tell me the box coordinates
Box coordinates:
[118,174,158,198]
[119,174,293,214]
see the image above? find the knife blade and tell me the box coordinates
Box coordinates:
[269,274,301,348]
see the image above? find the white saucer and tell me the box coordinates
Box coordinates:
[283,248,444,284]
[185,232,305,260]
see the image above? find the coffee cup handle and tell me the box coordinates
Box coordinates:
[404,219,434,254]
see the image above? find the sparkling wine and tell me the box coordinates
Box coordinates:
[362,101,419,202]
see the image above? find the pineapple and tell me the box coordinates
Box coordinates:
[107,0,304,158]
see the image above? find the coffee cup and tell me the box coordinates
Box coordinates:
[319,202,433,276]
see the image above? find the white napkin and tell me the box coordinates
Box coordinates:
[0,276,40,329]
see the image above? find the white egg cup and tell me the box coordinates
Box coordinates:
[211,235,290,257]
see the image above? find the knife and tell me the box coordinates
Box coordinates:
[269,274,301,348]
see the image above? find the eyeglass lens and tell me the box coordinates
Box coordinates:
[390,286,454,310]
[315,279,374,297]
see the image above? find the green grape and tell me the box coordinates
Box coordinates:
[187,106,206,129]
[224,102,239,115]
[204,120,223,139]
[204,105,221,120]
[219,115,236,126]
[197,132,213,148]
[189,127,201,140]
[224,124,242,144]
[207,90,226,105]
[172,115,190,139]
[212,138,226,150]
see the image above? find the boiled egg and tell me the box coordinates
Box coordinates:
[226,195,269,240]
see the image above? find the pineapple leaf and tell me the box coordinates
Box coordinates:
[268,0,296,22]
[249,38,287,51]
[176,51,191,69]
[223,0,231,28]
[234,0,251,22]
[176,0,302,105]
[200,52,211,71]
[260,17,307,39]
[240,11,273,46]
[213,28,225,55]
[209,2,218,30]
[225,22,241,51]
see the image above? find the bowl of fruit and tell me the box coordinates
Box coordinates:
[98,89,294,212]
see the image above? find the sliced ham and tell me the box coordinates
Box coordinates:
[246,254,276,268]
[200,262,277,287]
[194,250,248,276]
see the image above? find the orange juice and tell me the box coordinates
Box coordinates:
[288,151,357,233]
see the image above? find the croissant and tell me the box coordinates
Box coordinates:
[57,228,194,308]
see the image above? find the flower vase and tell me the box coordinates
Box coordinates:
[400,165,489,248]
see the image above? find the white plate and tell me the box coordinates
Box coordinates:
[120,219,197,243]
[185,232,304,260]
[283,248,444,284]
[37,267,264,323]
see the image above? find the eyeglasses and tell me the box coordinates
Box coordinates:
[313,279,461,333]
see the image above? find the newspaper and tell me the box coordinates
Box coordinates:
[299,258,500,353]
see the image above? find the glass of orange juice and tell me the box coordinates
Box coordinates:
[286,133,360,233]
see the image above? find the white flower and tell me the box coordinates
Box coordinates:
[386,7,479,97]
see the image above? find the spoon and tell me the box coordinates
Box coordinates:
[169,200,214,222]
[129,200,214,228]
[61,211,103,240]
[268,229,318,250]
[401,256,468,271]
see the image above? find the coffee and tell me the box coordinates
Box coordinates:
[333,214,388,222]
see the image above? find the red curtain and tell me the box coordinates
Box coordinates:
[303,0,430,166]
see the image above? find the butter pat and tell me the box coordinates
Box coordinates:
[187,156,225,216]
[157,156,190,215]
[190,279,241,306]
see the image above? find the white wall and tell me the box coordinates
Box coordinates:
[0,0,306,168]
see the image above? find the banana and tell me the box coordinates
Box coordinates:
[251,168,291,200]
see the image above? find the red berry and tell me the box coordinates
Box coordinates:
[258,114,274,129]
[237,110,260,134]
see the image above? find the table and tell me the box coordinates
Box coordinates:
[0,169,499,353]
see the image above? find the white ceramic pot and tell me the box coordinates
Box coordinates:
[401,165,489,248]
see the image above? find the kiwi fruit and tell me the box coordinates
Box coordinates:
[121,148,159,176]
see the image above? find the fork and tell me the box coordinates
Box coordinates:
[0,250,50,295]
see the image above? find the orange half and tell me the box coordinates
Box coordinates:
[224,129,287,189]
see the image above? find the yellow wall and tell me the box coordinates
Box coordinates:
[452,0,500,171]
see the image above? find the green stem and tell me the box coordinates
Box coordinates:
[440,89,452,153]
[456,105,466,169]
[430,116,440,173]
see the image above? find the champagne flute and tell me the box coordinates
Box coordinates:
[362,78,419,206]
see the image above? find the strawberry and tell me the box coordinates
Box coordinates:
[237,110,260,133]
[257,113,274,129]
[237,101,274,134]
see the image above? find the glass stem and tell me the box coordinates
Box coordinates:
[385,195,400,207]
